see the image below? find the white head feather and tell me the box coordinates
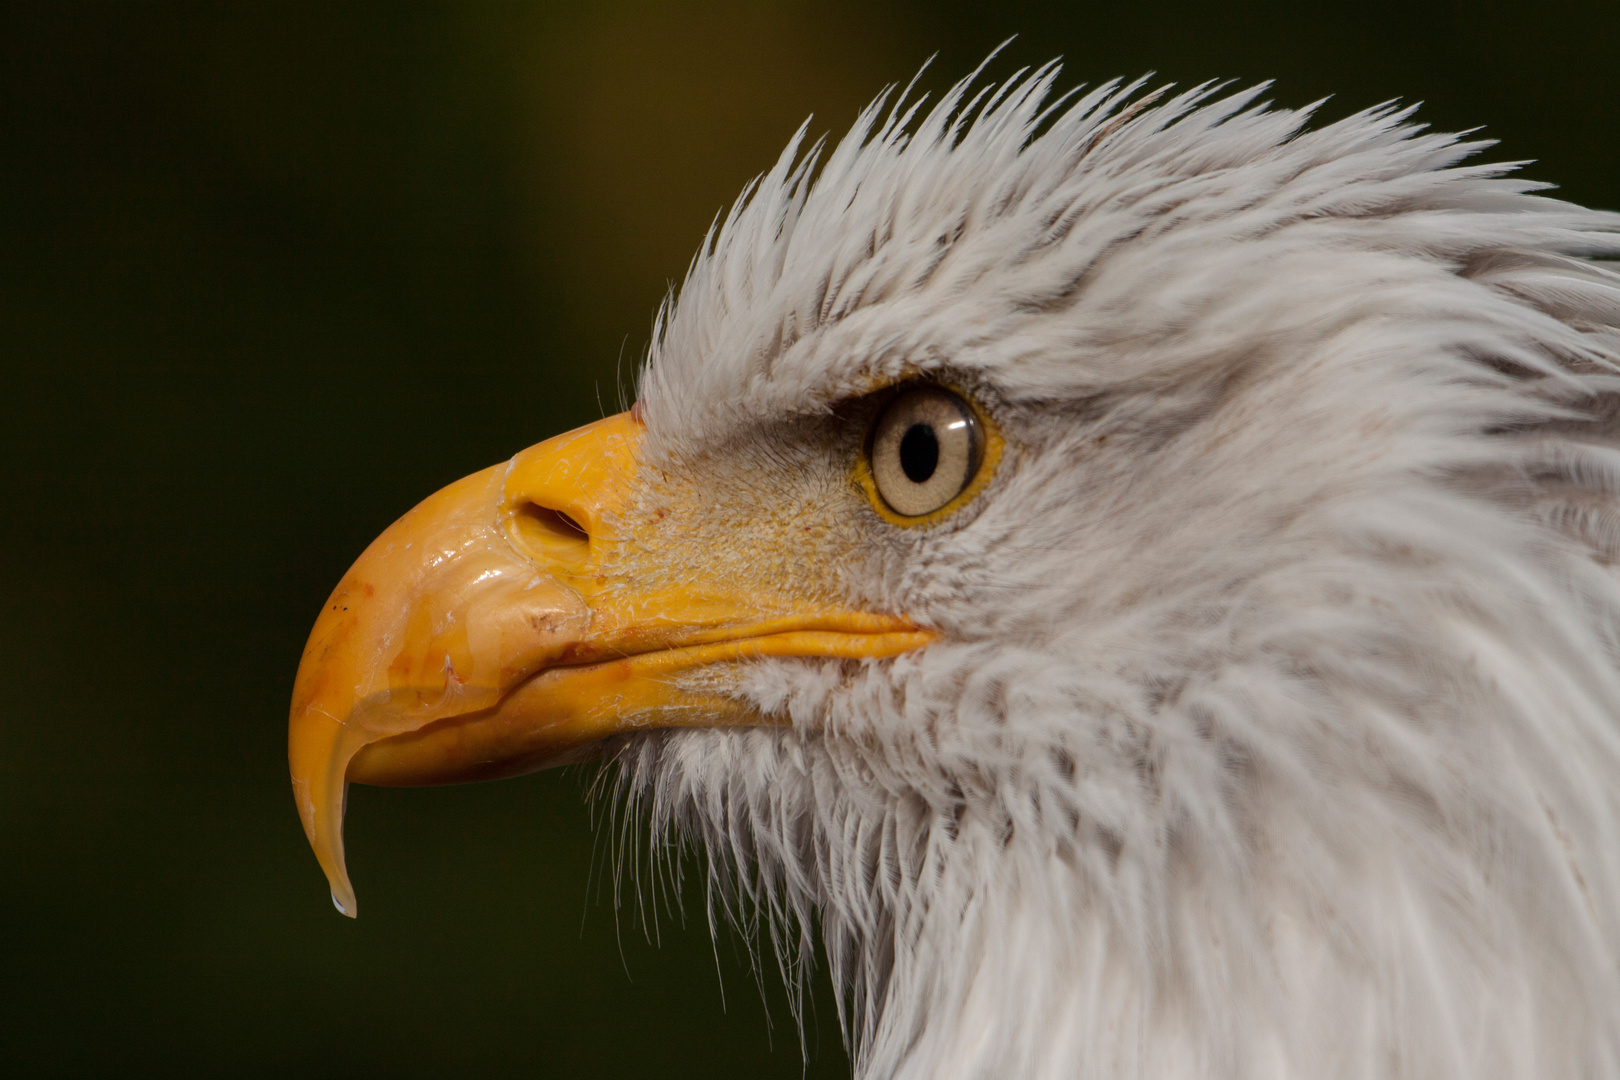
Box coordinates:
[612,61,1620,1079]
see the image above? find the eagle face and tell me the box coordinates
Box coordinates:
[293,65,1620,1079]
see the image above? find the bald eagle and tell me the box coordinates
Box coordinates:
[290,63,1620,1079]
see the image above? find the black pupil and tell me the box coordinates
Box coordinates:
[899,423,939,483]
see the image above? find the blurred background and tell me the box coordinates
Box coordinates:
[1,1,1615,1075]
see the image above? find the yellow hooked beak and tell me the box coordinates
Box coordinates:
[289,411,935,916]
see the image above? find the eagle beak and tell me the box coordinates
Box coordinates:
[289,411,934,916]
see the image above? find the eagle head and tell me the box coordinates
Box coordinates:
[291,64,1620,1079]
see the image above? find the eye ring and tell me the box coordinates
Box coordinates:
[861,385,997,523]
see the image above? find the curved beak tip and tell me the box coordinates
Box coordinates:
[296,789,359,918]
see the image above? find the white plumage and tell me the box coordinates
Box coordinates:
[607,62,1620,1079]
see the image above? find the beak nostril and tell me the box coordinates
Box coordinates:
[534,505,587,539]
[511,502,591,562]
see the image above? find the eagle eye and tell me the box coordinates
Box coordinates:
[868,386,985,519]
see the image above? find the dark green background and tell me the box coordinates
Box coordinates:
[2,2,1615,1076]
